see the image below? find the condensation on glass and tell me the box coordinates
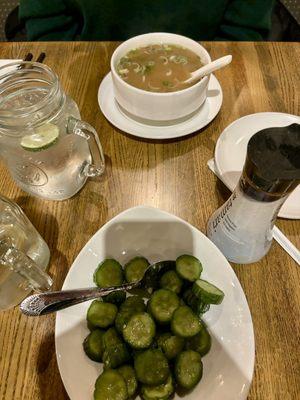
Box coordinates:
[0,62,105,200]
[0,195,51,310]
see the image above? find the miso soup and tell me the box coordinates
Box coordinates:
[116,44,203,93]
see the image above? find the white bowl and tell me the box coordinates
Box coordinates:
[111,32,211,121]
[56,206,255,400]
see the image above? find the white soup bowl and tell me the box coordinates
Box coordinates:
[111,32,211,121]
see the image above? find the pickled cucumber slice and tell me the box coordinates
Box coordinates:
[192,279,225,305]
[103,291,126,306]
[171,306,201,338]
[123,312,156,349]
[176,255,202,282]
[118,365,138,397]
[174,350,203,389]
[185,324,212,356]
[160,270,183,294]
[94,369,128,400]
[141,374,174,400]
[83,329,104,362]
[87,300,118,329]
[94,259,124,288]
[182,288,211,315]
[103,343,130,369]
[125,257,150,283]
[134,349,170,386]
[148,289,180,324]
[143,261,176,290]
[115,310,135,334]
[115,296,146,334]
[102,327,122,350]
[121,296,146,312]
[157,333,185,360]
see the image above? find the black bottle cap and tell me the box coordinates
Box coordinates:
[241,123,300,200]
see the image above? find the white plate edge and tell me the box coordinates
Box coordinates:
[97,73,223,140]
[55,205,255,399]
[214,112,300,219]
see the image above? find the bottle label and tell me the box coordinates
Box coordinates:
[222,214,238,233]
[212,191,237,232]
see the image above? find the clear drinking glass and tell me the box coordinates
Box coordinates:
[0,195,52,310]
[0,62,105,200]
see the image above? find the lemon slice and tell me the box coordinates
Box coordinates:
[21,123,59,151]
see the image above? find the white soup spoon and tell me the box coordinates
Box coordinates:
[184,55,232,84]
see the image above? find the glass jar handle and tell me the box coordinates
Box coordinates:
[0,241,52,292]
[67,116,105,177]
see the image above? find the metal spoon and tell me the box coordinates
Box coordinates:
[20,260,175,316]
[184,55,232,85]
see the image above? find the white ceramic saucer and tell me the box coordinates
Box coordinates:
[215,112,300,219]
[98,73,223,140]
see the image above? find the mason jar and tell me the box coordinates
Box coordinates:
[0,62,105,200]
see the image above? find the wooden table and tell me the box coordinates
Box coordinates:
[0,41,299,400]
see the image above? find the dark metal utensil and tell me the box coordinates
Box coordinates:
[20,260,174,316]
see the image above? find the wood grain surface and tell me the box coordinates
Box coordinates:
[0,41,299,400]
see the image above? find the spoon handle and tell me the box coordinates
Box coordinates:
[186,55,232,84]
[20,283,136,316]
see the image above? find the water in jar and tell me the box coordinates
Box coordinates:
[0,87,91,200]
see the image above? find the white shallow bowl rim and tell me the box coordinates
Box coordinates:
[55,205,255,400]
[111,32,212,97]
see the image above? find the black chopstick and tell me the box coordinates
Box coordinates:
[17,52,46,71]
[36,52,46,63]
[24,53,33,61]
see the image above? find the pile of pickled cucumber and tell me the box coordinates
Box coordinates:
[83,255,224,400]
